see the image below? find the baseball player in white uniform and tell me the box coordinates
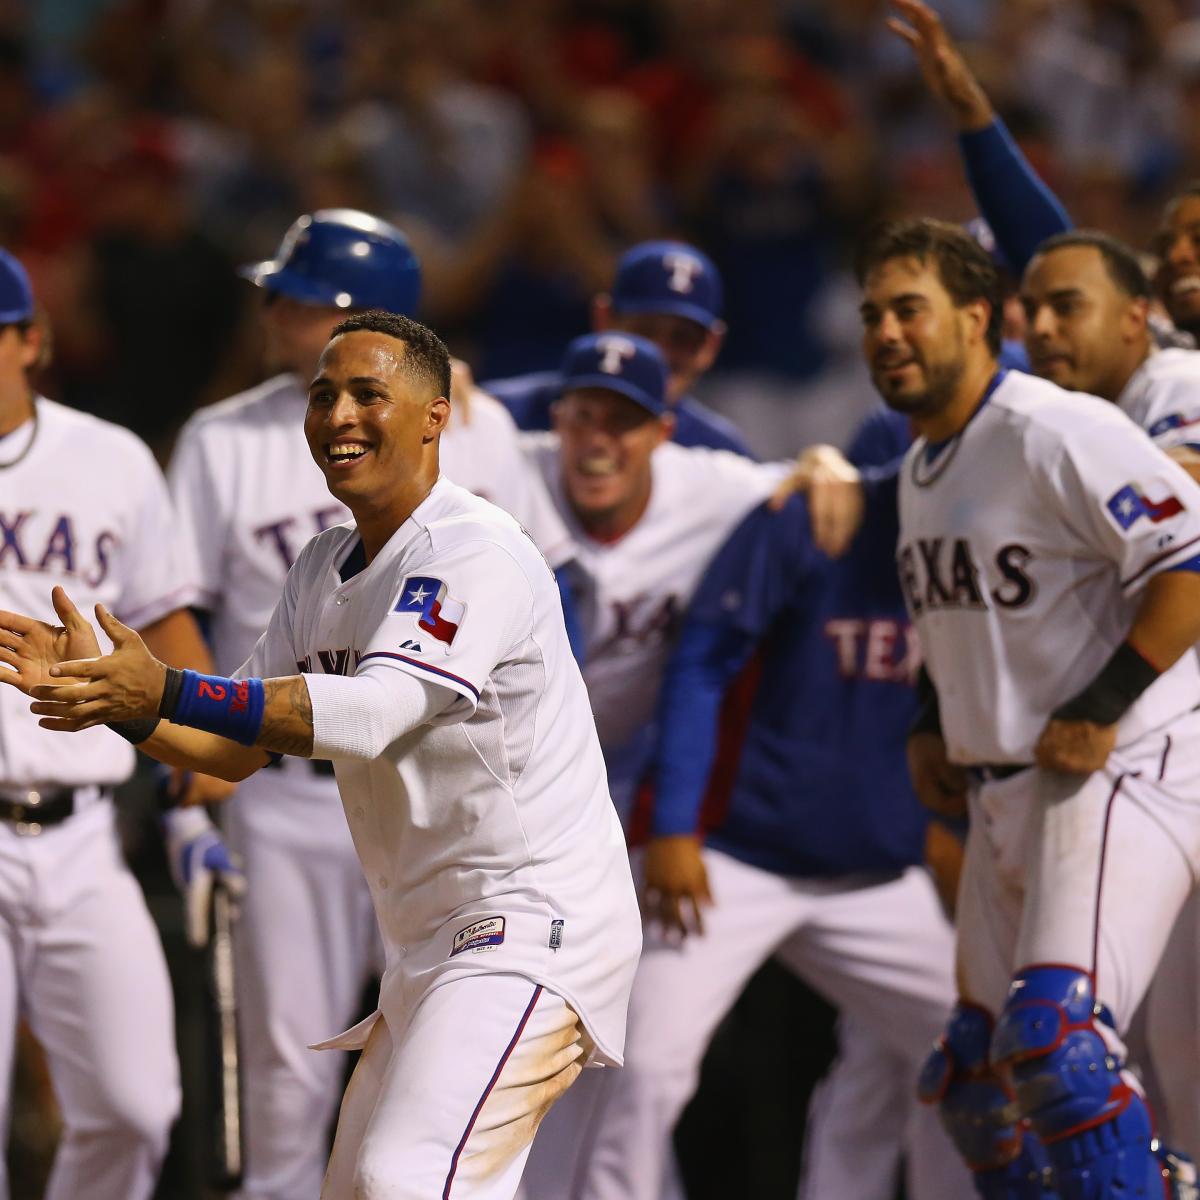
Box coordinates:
[1020,229,1200,1161]
[0,250,205,1199]
[859,217,1200,1198]
[2,309,642,1200]
[167,209,575,1199]
[513,332,962,1200]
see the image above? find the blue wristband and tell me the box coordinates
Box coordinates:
[168,670,266,746]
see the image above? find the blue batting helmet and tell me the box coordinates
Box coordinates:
[240,209,421,315]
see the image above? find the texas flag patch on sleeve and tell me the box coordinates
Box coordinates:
[394,576,466,646]
[1106,483,1184,530]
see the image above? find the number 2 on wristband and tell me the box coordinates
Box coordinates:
[197,680,227,701]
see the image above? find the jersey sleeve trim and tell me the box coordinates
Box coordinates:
[358,650,481,701]
[1120,532,1200,591]
[119,583,207,632]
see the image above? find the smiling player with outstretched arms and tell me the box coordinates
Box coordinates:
[0,310,641,1200]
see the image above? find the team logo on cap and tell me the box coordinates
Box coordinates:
[596,335,637,375]
[663,251,702,294]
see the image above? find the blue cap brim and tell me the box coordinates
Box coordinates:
[0,306,31,323]
[560,372,666,417]
[609,297,720,330]
[237,262,355,308]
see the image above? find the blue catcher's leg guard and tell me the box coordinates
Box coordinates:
[992,965,1167,1200]
[918,1001,1057,1199]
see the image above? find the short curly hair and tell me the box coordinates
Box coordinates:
[854,218,1004,355]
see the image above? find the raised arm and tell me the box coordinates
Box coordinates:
[888,0,1072,273]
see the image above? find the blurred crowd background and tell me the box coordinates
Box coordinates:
[10,0,1200,460]
[8,0,1200,1196]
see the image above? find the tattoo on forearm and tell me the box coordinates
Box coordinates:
[260,676,315,757]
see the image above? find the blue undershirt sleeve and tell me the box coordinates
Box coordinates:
[651,619,757,837]
[959,118,1073,273]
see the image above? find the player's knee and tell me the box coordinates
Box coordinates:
[991,965,1165,1198]
[84,1076,179,1158]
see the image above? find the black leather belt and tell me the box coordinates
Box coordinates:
[265,756,336,777]
[970,763,1032,783]
[0,787,76,831]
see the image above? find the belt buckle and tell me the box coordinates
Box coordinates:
[10,789,45,835]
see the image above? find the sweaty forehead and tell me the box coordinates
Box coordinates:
[316,330,408,381]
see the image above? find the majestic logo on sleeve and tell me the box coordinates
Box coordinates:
[1106,483,1184,530]
[394,576,465,646]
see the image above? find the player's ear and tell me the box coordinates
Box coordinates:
[962,299,990,347]
[696,321,726,373]
[653,413,676,446]
[592,295,613,331]
[19,322,44,373]
[425,394,451,442]
[1121,295,1151,342]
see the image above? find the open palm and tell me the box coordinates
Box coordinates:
[0,586,101,695]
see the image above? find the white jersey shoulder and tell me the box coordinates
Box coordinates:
[1116,347,1200,449]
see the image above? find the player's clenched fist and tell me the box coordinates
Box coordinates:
[643,834,713,939]
[906,731,968,817]
[1033,718,1117,775]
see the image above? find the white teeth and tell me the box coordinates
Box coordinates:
[579,457,618,477]
[1172,277,1200,297]
[329,444,367,461]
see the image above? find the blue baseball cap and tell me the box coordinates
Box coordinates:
[610,240,723,330]
[560,332,669,417]
[0,249,34,323]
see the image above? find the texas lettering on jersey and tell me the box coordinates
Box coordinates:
[296,649,361,676]
[590,594,682,657]
[897,537,1036,616]
[254,504,347,572]
[0,509,118,586]
[824,617,921,684]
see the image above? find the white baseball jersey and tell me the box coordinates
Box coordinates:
[0,397,195,787]
[523,436,788,810]
[1117,347,1200,453]
[897,370,1200,766]
[239,478,640,1064]
[168,373,572,676]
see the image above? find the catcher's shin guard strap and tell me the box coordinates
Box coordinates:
[919,1001,1050,1196]
[992,965,1163,1199]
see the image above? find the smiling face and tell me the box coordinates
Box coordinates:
[1157,193,1200,337]
[859,256,977,419]
[1020,244,1149,401]
[552,388,672,535]
[304,329,448,518]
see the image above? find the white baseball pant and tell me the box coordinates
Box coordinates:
[0,799,179,1200]
[576,850,970,1200]
[225,766,382,1200]
[322,973,588,1199]
[956,708,1200,1035]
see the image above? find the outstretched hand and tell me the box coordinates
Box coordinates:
[887,0,995,132]
[29,600,167,731]
[0,586,102,694]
